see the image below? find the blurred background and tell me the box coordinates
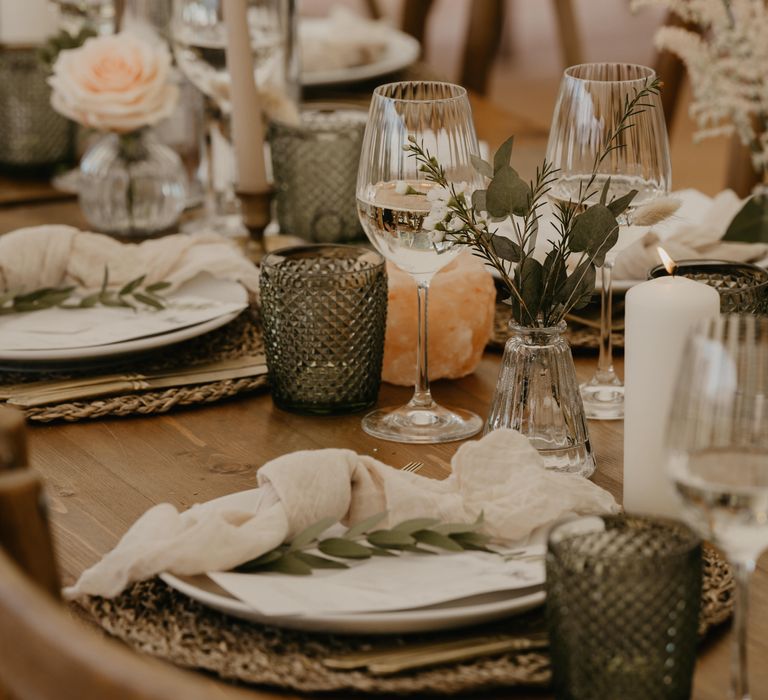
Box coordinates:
[302,0,726,196]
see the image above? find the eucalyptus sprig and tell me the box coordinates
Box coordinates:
[405,77,665,328]
[0,268,171,315]
[235,512,492,576]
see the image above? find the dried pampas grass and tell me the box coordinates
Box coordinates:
[630,197,682,227]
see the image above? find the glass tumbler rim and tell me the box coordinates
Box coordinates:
[372,80,468,104]
[547,513,702,565]
[563,62,657,85]
[261,244,385,277]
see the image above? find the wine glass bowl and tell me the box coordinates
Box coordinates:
[545,63,671,420]
[666,314,768,700]
[356,81,484,443]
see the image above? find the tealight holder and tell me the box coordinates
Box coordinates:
[648,260,768,314]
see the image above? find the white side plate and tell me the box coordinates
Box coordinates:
[300,21,420,87]
[161,572,544,635]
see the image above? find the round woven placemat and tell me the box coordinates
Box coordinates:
[78,544,733,695]
[2,307,268,423]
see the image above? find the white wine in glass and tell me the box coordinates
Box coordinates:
[356,81,484,443]
[666,315,768,700]
[546,63,671,420]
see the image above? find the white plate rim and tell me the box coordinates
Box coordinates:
[0,275,247,364]
[160,571,545,635]
[300,20,421,87]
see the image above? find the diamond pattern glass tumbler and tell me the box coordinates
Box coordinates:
[546,514,702,700]
[260,245,387,414]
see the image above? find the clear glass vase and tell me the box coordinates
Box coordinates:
[78,131,186,237]
[485,321,596,477]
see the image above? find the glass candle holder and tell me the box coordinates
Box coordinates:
[546,514,702,700]
[268,104,368,242]
[648,259,768,314]
[260,244,387,414]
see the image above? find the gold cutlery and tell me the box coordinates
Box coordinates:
[0,354,266,400]
[7,362,267,407]
[323,632,548,675]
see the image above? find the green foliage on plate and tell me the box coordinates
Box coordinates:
[0,267,171,315]
[234,512,492,576]
[405,78,663,328]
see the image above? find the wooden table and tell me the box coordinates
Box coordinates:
[2,94,766,700]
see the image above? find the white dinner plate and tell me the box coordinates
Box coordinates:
[300,20,420,87]
[0,274,247,365]
[161,571,545,635]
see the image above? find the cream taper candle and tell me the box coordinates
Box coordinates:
[222,0,269,194]
[623,274,719,518]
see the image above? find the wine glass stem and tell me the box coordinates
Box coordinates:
[409,281,436,410]
[731,559,754,700]
[596,259,617,381]
[202,99,219,220]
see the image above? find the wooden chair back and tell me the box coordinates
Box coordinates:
[396,0,584,96]
[0,407,255,700]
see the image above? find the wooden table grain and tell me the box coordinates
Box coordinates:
[2,94,766,700]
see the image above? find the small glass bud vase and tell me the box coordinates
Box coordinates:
[485,321,596,477]
[78,130,186,237]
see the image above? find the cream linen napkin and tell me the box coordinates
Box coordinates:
[64,429,618,600]
[0,225,260,294]
[612,189,768,280]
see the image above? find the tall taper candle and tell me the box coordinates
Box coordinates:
[623,275,719,517]
[222,0,269,194]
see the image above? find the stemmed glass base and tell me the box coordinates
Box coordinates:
[580,370,624,420]
[362,401,482,444]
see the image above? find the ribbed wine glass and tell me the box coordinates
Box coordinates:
[545,63,671,420]
[356,81,484,443]
[665,314,768,700]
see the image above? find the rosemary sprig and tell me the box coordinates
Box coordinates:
[0,268,171,315]
[235,512,492,576]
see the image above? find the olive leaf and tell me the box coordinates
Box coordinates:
[119,274,146,296]
[132,292,164,310]
[391,518,441,534]
[146,281,172,293]
[413,530,464,551]
[367,529,416,548]
[318,538,373,559]
[293,551,349,569]
[290,516,337,549]
[343,511,388,539]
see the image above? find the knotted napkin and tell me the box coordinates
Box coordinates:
[64,429,618,600]
[0,225,260,294]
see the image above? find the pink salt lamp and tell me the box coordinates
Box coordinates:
[383,252,496,386]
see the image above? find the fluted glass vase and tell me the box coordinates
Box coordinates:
[486,322,595,477]
[79,130,186,237]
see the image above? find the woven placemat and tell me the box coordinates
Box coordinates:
[2,307,268,423]
[490,301,625,352]
[78,544,733,696]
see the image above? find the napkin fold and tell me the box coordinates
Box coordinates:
[64,429,618,600]
[613,189,768,280]
[0,226,260,294]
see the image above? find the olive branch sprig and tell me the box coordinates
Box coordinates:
[0,267,171,315]
[235,512,492,576]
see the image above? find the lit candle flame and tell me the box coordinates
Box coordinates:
[657,246,677,275]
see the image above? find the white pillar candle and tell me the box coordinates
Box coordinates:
[623,275,719,518]
[222,0,269,194]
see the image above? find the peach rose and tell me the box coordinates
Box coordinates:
[49,33,179,133]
